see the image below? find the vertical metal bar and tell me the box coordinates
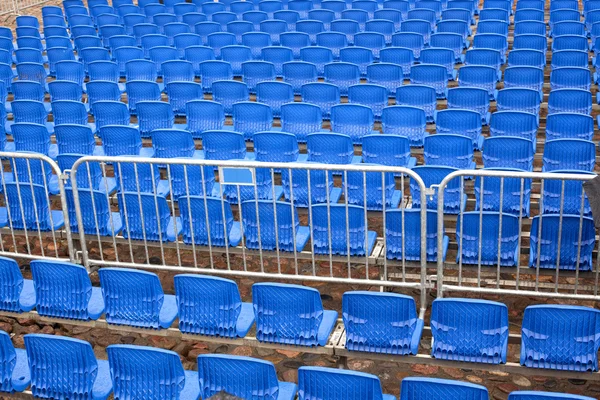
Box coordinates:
[496,177,504,289]
[0,160,16,255]
[236,184,247,272]
[554,179,566,293]
[363,170,369,277]
[12,159,32,256]
[25,159,44,258]
[476,176,484,287]
[436,172,446,298]
[219,175,232,270]
[307,168,316,276]
[85,162,104,262]
[39,159,59,257]
[400,173,405,281]
[534,179,545,291]
[574,182,586,294]
[287,168,298,275]
[200,165,214,269]
[515,177,525,290]
[116,162,135,263]
[270,168,281,274]
[133,163,151,263]
[165,163,182,267]
[252,171,263,272]
[381,171,388,285]
[325,169,333,275]
[148,162,166,263]
[101,161,119,264]
[343,170,351,278]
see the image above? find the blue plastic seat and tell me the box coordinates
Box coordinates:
[400,378,488,400]
[322,0,348,19]
[280,60,317,95]
[443,7,474,24]
[488,111,538,148]
[549,88,593,115]
[167,81,203,116]
[173,32,203,57]
[0,255,36,313]
[408,9,437,30]
[541,170,593,216]
[194,21,221,44]
[301,81,340,119]
[447,0,477,16]
[279,31,310,58]
[233,101,273,140]
[241,32,272,59]
[552,35,589,52]
[86,80,122,110]
[362,134,416,169]
[242,200,310,251]
[435,109,483,149]
[476,19,508,36]
[278,102,323,143]
[98,268,178,329]
[379,47,415,78]
[550,9,581,32]
[299,46,333,80]
[125,80,162,115]
[552,21,586,37]
[420,47,458,80]
[16,62,48,89]
[503,66,544,95]
[24,334,112,400]
[221,45,252,75]
[458,65,498,99]
[354,32,386,60]
[473,33,508,61]
[198,354,297,400]
[482,136,534,171]
[514,8,544,22]
[112,46,144,76]
[530,214,595,271]
[479,8,509,21]
[510,391,595,400]
[55,124,102,156]
[331,19,360,45]
[212,79,249,116]
[51,100,89,128]
[88,60,123,91]
[424,134,475,169]
[100,125,154,157]
[447,87,491,124]
[242,10,269,29]
[115,158,170,198]
[140,33,169,58]
[11,122,56,157]
[399,19,431,46]
[338,46,372,77]
[428,33,464,63]
[547,112,594,141]
[514,20,546,35]
[342,9,369,31]
[307,132,354,165]
[253,282,337,345]
[206,32,237,59]
[552,50,588,70]
[118,191,181,241]
[92,100,132,133]
[298,367,395,400]
[410,165,465,213]
[296,20,325,45]
[107,345,199,400]
[474,167,532,216]
[152,128,199,160]
[521,305,600,371]
[260,20,288,46]
[199,60,233,93]
[508,49,546,69]
[395,85,437,124]
[253,131,300,163]
[464,48,502,80]
[13,80,50,109]
[311,204,377,256]
[262,46,293,76]
[185,100,225,138]
[365,63,404,98]
[496,87,541,117]
[0,181,62,230]
[431,298,508,363]
[125,59,159,84]
[456,211,520,266]
[260,1,284,18]
[543,139,596,172]
[347,83,387,121]
[324,61,362,96]
[177,196,242,246]
[437,19,470,42]
[212,12,237,29]
[136,101,177,138]
[256,80,293,117]
[386,209,448,262]
[274,10,300,30]
[0,330,29,393]
[162,60,195,89]
[174,274,254,337]
[242,60,276,93]
[410,64,449,99]
[329,104,374,144]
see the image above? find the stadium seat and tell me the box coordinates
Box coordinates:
[391,32,425,59]
[551,50,588,70]
[546,113,594,141]
[167,81,204,116]
[400,20,431,44]
[521,305,600,371]
[242,200,310,251]
[100,126,154,158]
[509,392,596,400]
[410,166,465,213]
[514,20,546,35]
[366,62,405,96]
[55,124,102,156]
[362,134,417,168]
[312,204,377,255]
[503,66,544,97]
[381,105,428,146]
[496,88,541,117]
[162,60,196,87]
[256,80,294,117]
[11,122,57,158]
[430,33,466,62]
[324,61,361,95]
[221,45,252,75]
[330,103,377,143]
[242,32,272,59]
[199,60,234,93]
[136,101,180,138]
[92,101,131,133]
[542,170,593,216]
[279,102,324,142]
[0,330,30,393]
[10,101,54,134]
[233,101,273,140]
[552,35,589,52]
[410,64,448,98]
[253,282,337,345]
[0,255,36,313]
[400,377,489,400]
[118,192,181,241]
[298,367,396,400]
[548,89,592,115]
[431,298,508,363]
[301,45,334,75]
[242,60,276,92]
[177,196,241,246]
[283,60,318,94]
[423,134,475,170]
[482,136,535,171]
[51,100,91,128]
[152,128,199,160]
[457,65,497,100]
[475,168,532,216]
[420,47,458,80]
[542,139,596,172]
[98,268,178,329]
[513,33,547,51]
[262,46,294,76]
[508,49,546,69]
[197,354,297,399]
[24,334,113,399]
[395,85,437,123]
[456,212,520,266]
[301,81,340,119]
[345,166,400,210]
[447,87,491,124]
[529,215,596,271]
[212,79,250,116]
[306,132,354,165]
[489,111,538,146]
[435,109,483,149]
[88,60,124,92]
[343,291,424,355]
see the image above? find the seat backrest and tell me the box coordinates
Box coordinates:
[401,377,489,400]
[98,268,165,328]
[137,101,175,137]
[254,131,299,162]
[550,66,591,91]
[474,167,532,216]
[362,133,411,167]
[253,282,325,345]
[298,367,386,400]
[423,134,473,169]
[197,354,280,399]
[435,109,481,146]
[11,101,48,126]
[280,102,322,142]
[543,139,596,172]
[307,132,354,164]
[175,274,243,337]
[343,291,420,355]
[51,100,88,126]
[107,345,185,399]
[0,256,24,313]
[178,196,235,246]
[241,200,301,251]
[546,112,594,140]
[55,124,96,155]
[118,192,172,241]
[330,103,375,143]
[504,66,544,92]
[496,88,541,115]
[483,136,534,171]
[521,305,600,371]
[232,101,273,140]
[547,88,592,115]
[431,298,509,363]
[101,126,143,156]
[24,334,99,399]
[30,260,93,319]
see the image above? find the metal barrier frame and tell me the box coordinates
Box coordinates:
[70,156,430,315]
[0,151,75,262]
[436,168,599,301]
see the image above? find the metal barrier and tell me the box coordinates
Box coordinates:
[435,169,599,301]
[0,1,18,16]
[69,156,430,314]
[0,151,74,261]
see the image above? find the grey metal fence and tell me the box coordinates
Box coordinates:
[435,168,600,301]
